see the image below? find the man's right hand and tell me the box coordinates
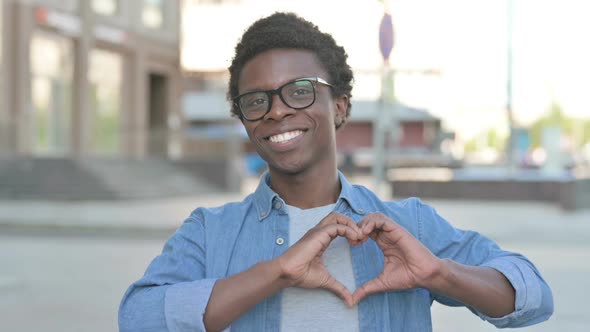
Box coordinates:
[277,212,365,307]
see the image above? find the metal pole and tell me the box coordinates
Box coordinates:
[387,66,396,198]
[374,4,394,198]
[373,63,387,194]
[506,0,515,173]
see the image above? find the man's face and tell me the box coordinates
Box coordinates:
[237,49,348,176]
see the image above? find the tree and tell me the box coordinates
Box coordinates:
[529,101,589,148]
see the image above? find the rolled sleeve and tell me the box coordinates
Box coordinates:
[165,279,218,332]
[416,199,553,328]
[119,212,215,332]
[478,256,554,328]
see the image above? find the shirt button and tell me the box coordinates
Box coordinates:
[276,237,285,245]
[260,211,267,217]
[358,208,365,214]
[275,201,283,209]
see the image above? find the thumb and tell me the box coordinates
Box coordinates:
[323,276,354,308]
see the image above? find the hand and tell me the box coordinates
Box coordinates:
[277,212,365,307]
[352,213,442,304]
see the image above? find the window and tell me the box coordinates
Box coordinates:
[142,0,164,29]
[30,32,74,156]
[88,49,123,155]
[186,0,241,4]
[0,2,3,65]
[0,2,4,148]
[92,0,118,16]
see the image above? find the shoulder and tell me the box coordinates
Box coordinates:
[349,184,438,236]
[186,194,257,227]
[350,183,425,216]
[169,194,258,251]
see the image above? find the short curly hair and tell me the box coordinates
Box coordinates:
[228,12,353,127]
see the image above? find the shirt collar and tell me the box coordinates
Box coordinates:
[253,171,365,221]
[336,172,366,215]
[253,172,279,221]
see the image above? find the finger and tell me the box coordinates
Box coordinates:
[324,213,362,234]
[326,221,365,246]
[318,213,360,232]
[348,236,368,246]
[360,221,404,246]
[323,277,354,308]
[356,219,367,229]
[291,226,349,260]
[322,224,363,243]
[297,224,361,255]
[318,212,346,226]
[360,215,397,235]
[360,219,377,236]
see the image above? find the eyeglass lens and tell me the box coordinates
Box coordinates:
[239,80,316,120]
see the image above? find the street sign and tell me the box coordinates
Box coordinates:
[379,13,394,61]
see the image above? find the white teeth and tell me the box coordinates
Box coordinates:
[269,130,303,143]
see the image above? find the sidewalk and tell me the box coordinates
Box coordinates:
[0,193,244,234]
[1,178,589,331]
[0,176,266,234]
[1,175,589,236]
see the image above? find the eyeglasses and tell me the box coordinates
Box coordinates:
[233,77,333,121]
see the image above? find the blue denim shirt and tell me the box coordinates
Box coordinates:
[119,172,553,332]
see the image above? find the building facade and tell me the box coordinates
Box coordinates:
[0,0,182,158]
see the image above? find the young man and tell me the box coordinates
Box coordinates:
[119,12,553,332]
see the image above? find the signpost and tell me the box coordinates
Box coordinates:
[373,9,396,197]
[506,0,516,175]
[379,13,394,61]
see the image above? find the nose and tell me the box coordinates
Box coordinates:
[263,93,296,121]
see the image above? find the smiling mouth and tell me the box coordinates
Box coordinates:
[267,130,304,143]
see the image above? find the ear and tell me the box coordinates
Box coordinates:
[334,94,348,127]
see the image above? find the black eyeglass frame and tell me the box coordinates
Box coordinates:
[233,77,333,121]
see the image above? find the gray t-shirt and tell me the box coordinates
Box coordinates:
[281,203,360,332]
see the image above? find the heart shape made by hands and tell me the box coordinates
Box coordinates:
[279,211,440,306]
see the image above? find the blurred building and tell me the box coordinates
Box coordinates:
[183,90,457,174]
[0,0,182,158]
[0,1,238,199]
[335,101,457,170]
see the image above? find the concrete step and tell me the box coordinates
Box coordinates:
[0,157,228,200]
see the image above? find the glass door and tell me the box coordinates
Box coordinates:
[88,48,123,155]
[30,31,73,156]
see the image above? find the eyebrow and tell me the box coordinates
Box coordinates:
[240,76,316,94]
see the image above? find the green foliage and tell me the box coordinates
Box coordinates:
[487,129,504,149]
[529,101,589,148]
[465,138,478,152]
[90,84,120,154]
[584,121,590,145]
[466,101,589,154]
[35,108,49,150]
[465,128,507,153]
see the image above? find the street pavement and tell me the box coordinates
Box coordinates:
[0,176,589,332]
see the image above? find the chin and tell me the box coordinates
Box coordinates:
[267,159,311,176]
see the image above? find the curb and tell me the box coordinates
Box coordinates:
[0,220,178,237]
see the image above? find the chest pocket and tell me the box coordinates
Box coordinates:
[224,215,286,277]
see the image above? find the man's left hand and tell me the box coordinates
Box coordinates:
[352,213,442,304]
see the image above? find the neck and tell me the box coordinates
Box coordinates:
[268,166,340,210]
